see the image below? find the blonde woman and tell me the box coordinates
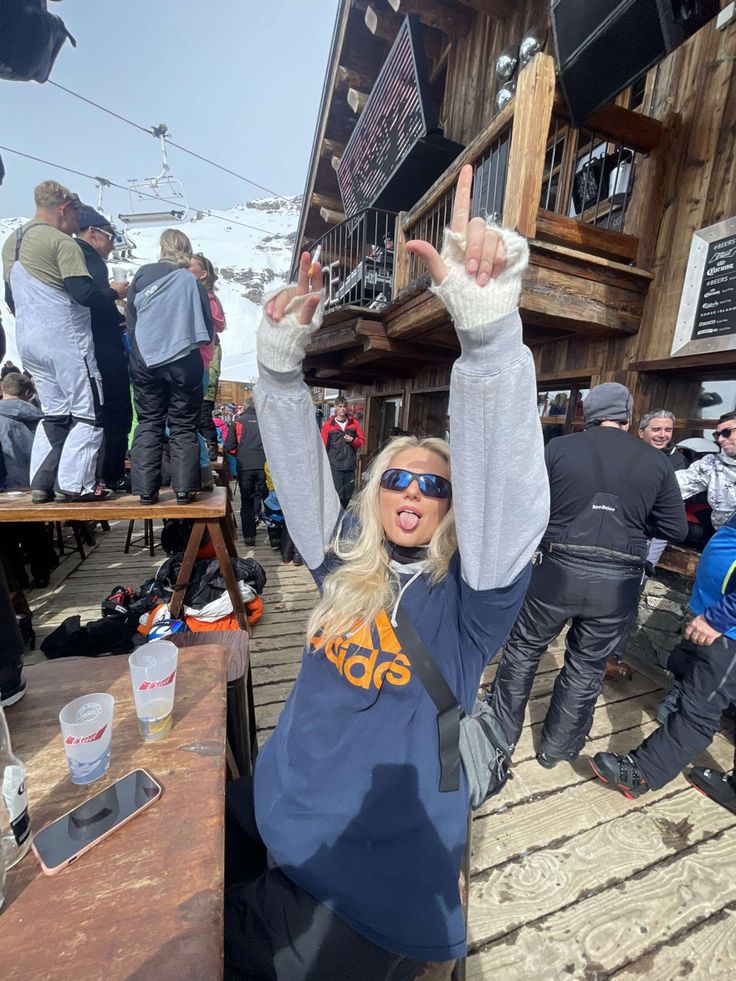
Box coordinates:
[224,168,549,979]
[127,228,213,504]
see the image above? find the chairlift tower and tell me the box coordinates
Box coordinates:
[118,123,189,226]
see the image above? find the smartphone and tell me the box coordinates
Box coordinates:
[32,769,162,875]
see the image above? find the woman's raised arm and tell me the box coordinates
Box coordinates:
[253,255,341,569]
[406,165,549,590]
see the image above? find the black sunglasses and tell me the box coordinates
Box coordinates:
[714,427,736,442]
[380,468,452,500]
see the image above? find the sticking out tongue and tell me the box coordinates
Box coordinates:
[398,510,420,532]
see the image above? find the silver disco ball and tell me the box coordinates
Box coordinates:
[519,25,546,67]
[496,80,516,113]
[496,44,519,82]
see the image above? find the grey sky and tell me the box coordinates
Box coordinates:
[0,0,339,218]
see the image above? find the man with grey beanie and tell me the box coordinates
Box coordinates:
[487,382,687,769]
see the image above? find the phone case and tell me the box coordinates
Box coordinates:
[32,768,163,876]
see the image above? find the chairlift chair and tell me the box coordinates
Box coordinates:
[118,124,189,227]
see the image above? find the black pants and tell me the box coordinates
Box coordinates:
[0,523,57,589]
[130,348,203,496]
[489,550,641,760]
[331,467,356,509]
[224,777,423,981]
[238,469,267,540]
[200,399,218,457]
[633,636,736,789]
[279,525,301,564]
[0,560,24,699]
[95,342,133,483]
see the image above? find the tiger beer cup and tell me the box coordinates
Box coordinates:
[59,693,115,785]
[128,641,178,742]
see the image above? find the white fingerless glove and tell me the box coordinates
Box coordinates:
[256,287,326,374]
[430,225,528,331]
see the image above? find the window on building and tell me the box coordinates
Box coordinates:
[407,390,449,440]
[347,397,365,425]
[538,385,589,442]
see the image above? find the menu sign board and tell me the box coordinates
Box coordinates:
[692,236,736,338]
[671,217,736,357]
[337,17,432,218]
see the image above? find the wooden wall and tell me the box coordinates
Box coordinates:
[440,0,549,144]
[529,15,736,427]
[334,4,736,445]
[216,380,253,407]
[634,20,736,363]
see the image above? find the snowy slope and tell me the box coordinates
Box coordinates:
[0,195,300,381]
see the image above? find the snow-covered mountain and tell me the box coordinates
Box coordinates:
[0,195,300,381]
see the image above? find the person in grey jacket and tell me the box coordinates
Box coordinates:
[127,228,212,505]
[677,411,736,530]
[0,371,41,487]
[0,371,58,595]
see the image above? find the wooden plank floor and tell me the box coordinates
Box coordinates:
[24,517,736,979]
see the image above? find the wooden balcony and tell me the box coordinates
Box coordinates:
[304,52,667,385]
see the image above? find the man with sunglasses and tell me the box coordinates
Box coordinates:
[1,181,110,501]
[677,412,736,531]
[76,205,133,492]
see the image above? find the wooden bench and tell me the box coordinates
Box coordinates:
[0,487,250,633]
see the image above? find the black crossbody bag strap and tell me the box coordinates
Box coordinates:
[394,604,462,793]
[14,221,46,261]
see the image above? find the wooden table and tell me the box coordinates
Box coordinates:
[0,488,249,632]
[0,646,227,980]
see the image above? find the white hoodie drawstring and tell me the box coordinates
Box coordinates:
[389,568,423,627]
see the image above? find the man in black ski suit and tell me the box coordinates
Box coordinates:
[76,206,132,490]
[488,383,688,768]
[225,398,266,546]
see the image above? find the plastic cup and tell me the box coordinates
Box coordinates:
[59,693,115,785]
[112,266,128,283]
[128,641,178,742]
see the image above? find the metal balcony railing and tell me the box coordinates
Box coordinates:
[402,124,513,288]
[541,115,637,232]
[304,208,398,312]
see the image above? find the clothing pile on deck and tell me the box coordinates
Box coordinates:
[40,541,266,658]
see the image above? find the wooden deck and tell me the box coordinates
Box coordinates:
[23,516,736,979]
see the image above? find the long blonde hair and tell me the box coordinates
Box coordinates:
[307,436,457,646]
[159,228,193,268]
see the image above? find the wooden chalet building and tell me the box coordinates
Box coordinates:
[293,0,736,469]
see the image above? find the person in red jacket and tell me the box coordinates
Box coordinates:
[320,396,365,507]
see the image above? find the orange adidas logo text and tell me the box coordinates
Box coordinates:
[314,609,412,690]
[323,641,411,689]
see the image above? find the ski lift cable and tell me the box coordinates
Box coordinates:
[47,80,290,201]
[0,144,281,236]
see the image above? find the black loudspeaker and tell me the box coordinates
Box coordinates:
[552,1,720,126]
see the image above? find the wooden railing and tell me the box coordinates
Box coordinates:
[541,114,638,232]
[395,53,556,294]
[393,52,666,293]
[304,53,667,314]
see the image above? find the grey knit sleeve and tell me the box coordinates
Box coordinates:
[434,226,549,590]
[253,363,341,570]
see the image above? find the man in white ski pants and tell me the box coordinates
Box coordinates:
[2,181,109,502]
